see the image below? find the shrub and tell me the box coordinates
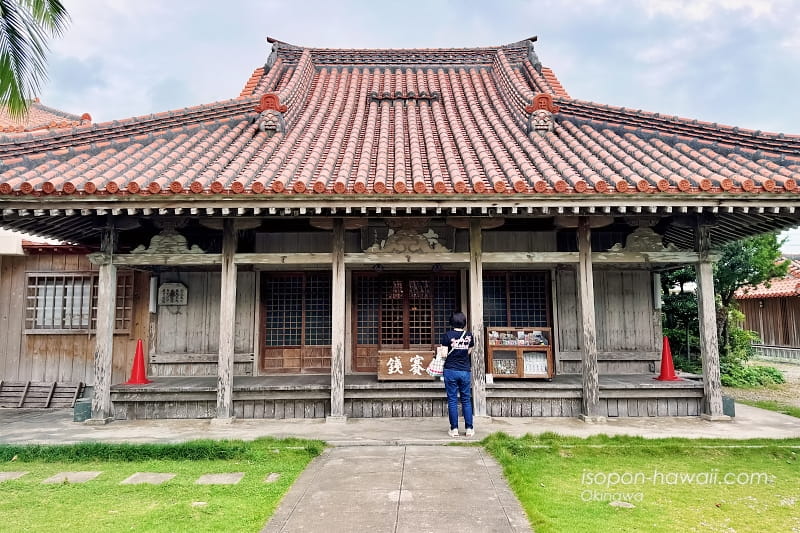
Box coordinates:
[671,352,702,374]
[721,364,786,388]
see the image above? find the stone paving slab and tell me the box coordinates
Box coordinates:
[319,446,406,458]
[404,454,486,472]
[120,472,176,485]
[408,488,503,506]
[302,488,400,511]
[264,473,282,483]
[42,471,102,484]
[262,446,532,533]
[312,470,402,491]
[319,456,403,472]
[195,472,244,485]
[0,471,28,482]
[396,508,515,533]
[284,510,396,533]
[316,460,402,479]
[403,446,480,458]
[402,469,497,490]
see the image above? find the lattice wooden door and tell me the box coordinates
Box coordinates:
[353,273,459,372]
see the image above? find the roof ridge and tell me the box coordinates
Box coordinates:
[540,66,570,98]
[275,49,315,128]
[30,101,85,122]
[557,100,800,159]
[267,35,535,53]
[565,115,800,167]
[268,40,534,68]
[558,98,800,142]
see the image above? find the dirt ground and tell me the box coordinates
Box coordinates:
[723,361,800,408]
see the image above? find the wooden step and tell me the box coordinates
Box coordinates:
[0,381,84,408]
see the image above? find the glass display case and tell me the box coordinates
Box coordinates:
[485,327,554,379]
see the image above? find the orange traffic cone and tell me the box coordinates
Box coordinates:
[124,339,152,385]
[654,335,682,381]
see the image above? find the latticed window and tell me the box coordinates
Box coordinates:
[353,273,459,371]
[25,271,134,333]
[484,271,550,328]
[263,273,332,346]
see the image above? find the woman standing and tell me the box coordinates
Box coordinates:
[441,311,475,437]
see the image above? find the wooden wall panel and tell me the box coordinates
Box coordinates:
[594,271,655,352]
[155,272,255,355]
[150,361,252,377]
[152,271,255,377]
[233,273,256,353]
[0,254,148,384]
[255,232,333,253]
[22,269,146,385]
[555,268,579,352]
[555,268,658,368]
[1,257,28,381]
[483,231,557,252]
[1,253,146,385]
[740,297,800,348]
[0,255,12,378]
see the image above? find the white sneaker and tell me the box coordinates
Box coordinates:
[465,428,475,437]
[448,428,459,437]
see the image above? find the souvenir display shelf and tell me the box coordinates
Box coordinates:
[485,327,554,379]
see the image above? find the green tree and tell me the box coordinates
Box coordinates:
[662,233,788,385]
[0,0,69,119]
[661,267,700,371]
[714,233,788,356]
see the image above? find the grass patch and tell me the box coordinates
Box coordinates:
[484,433,800,533]
[0,438,323,533]
[738,399,800,419]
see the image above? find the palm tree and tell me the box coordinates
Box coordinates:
[0,0,69,119]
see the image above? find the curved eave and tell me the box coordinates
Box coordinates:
[1,193,798,251]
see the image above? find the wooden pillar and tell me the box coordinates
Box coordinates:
[694,225,727,419]
[469,219,487,417]
[215,219,238,419]
[148,275,159,376]
[328,218,347,421]
[90,227,117,423]
[652,272,663,358]
[577,217,601,420]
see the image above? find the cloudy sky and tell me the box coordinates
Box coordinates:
[33,0,800,252]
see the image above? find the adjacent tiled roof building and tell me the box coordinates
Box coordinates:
[1,37,799,245]
[0,99,90,134]
[736,259,800,299]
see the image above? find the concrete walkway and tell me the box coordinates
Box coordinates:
[261,445,532,533]
[2,404,800,446]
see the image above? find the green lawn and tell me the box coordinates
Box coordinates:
[0,438,322,533]
[738,399,800,419]
[483,433,800,533]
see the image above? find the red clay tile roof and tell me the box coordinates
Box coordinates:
[0,100,90,134]
[0,38,799,200]
[736,259,800,299]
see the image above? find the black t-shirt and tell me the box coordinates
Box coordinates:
[440,329,474,372]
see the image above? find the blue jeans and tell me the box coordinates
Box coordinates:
[443,369,473,430]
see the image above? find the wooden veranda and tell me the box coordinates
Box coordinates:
[110,373,705,420]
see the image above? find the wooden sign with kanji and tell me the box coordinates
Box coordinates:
[377,350,436,380]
